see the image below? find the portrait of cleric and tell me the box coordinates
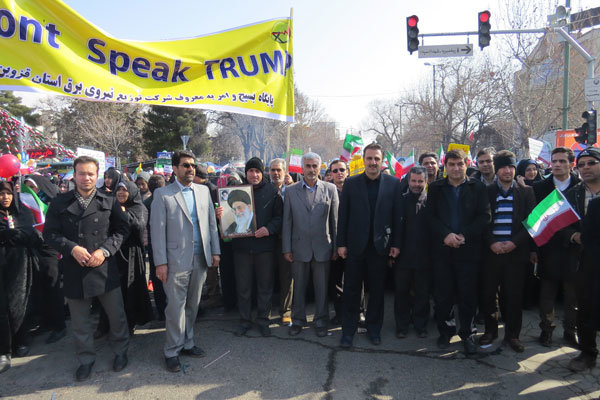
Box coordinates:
[219,185,257,238]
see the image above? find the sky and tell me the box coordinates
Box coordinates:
[14,0,599,136]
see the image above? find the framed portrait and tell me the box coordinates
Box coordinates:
[218,185,257,239]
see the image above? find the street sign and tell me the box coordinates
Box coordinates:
[418,44,473,58]
[585,78,600,102]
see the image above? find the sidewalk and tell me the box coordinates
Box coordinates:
[1,295,599,399]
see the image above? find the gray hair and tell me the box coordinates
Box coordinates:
[269,158,287,171]
[301,152,321,166]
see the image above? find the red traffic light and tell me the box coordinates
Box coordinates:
[479,11,490,23]
[408,15,419,27]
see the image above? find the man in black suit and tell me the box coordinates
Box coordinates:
[43,156,130,381]
[479,150,536,353]
[336,143,402,348]
[426,149,491,355]
[532,147,580,347]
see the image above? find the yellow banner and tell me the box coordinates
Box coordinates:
[349,155,364,176]
[0,0,294,121]
[447,143,470,154]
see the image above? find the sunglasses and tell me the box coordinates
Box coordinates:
[577,160,600,168]
[332,168,346,173]
[180,163,196,169]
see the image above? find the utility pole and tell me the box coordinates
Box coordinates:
[562,0,571,130]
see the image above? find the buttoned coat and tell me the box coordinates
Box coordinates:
[282,180,338,262]
[150,182,220,272]
[43,189,130,299]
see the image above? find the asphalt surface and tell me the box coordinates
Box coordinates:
[1,295,599,399]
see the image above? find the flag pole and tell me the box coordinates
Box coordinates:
[285,7,293,166]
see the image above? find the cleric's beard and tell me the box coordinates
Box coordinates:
[234,209,253,233]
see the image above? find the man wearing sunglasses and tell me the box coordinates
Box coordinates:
[564,147,600,372]
[150,150,221,373]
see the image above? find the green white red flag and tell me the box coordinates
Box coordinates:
[523,189,580,246]
[401,149,415,176]
[436,145,445,165]
[385,151,403,177]
[20,184,48,233]
[288,148,303,173]
[340,133,363,162]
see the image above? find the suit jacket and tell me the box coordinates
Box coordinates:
[43,190,129,299]
[336,173,402,256]
[282,180,338,262]
[485,182,536,256]
[150,181,220,272]
[426,177,491,262]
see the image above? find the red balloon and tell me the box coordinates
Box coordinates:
[0,154,21,178]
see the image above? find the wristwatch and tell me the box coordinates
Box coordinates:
[100,248,110,258]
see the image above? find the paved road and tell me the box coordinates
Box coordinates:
[1,295,599,399]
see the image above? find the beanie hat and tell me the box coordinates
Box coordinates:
[493,154,517,172]
[136,171,151,182]
[245,157,264,174]
[576,147,600,163]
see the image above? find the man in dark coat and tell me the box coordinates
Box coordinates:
[43,156,130,381]
[564,148,600,371]
[394,166,430,338]
[426,149,491,355]
[532,147,581,347]
[479,151,536,353]
[336,143,402,348]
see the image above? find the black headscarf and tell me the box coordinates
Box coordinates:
[116,180,147,243]
[28,175,59,199]
[0,181,19,214]
[516,159,542,186]
[103,167,121,193]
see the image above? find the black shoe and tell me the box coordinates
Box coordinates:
[259,325,271,337]
[417,330,428,339]
[539,331,552,347]
[0,355,10,374]
[234,325,250,337]
[504,338,525,353]
[289,325,302,336]
[165,356,181,373]
[315,327,328,338]
[568,352,596,372]
[180,346,206,358]
[396,330,408,339]
[46,328,67,344]
[75,362,94,381]
[464,336,478,355]
[330,315,342,326]
[437,335,451,350]
[367,333,381,345]
[113,353,128,372]
[13,345,29,358]
[340,335,353,349]
[479,332,498,346]
[563,331,579,348]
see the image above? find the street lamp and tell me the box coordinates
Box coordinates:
[180,135,190,150]
[424,63,437,106]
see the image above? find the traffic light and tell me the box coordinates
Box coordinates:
[587,109,597,145]
[478,11,491,50]
[576,111,591,144]
[407,15,419,54]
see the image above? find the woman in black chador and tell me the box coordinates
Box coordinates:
[0,181,41,373]
[114,180,154,333]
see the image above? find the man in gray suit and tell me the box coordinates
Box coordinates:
[282,152,339,337]
[150,150,220,373]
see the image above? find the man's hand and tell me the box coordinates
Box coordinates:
[529,252,538,264]
[156,264,168,283]
[254,227,269,238]
[284,252,293,263]
[71,245,92,266]
[215,206,224,220]
[389,247,400,258]
[443,233,462,248]
[86,249,106,267]
[501,241,516,253]
[490,242,503,254]
[338,247,348,259]
[571,232,582,245]
[456,234,465,245]
[211,255,220,268]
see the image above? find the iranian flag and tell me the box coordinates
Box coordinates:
[20,184,48,233]
[288,148,303,173]
[340,133,363,162]
[400,149,415,178]
[523,189,580,247]
[385,151,403,177]
[436,145,445,165]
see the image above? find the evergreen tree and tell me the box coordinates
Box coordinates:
[0,91,40,126]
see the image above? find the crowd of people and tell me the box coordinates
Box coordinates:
[0,143,599,381]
